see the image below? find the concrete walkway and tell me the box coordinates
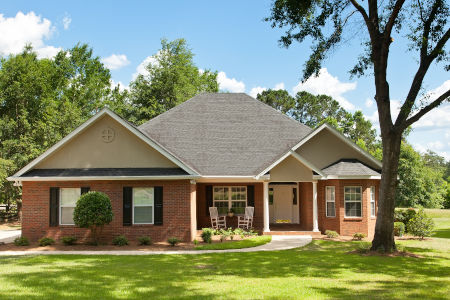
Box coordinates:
[0,235,312,256]
[0,229,21,244]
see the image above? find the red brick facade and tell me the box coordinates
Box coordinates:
[21,180,192,242]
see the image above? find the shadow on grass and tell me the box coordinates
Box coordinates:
[0,240,449,299]
[433,228,450,239]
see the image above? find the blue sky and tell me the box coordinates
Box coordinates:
[1,1,449,159]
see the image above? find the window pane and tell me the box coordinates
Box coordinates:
[213,187,228,201]
[214,201,228,215]
[326,187,335,201]
[232,201,246,214]
[269,188,274,205]
[327,202,335,217]
[345,202,362,217]
[134,206,153,224]
[133,188,154,205]
[61,207,75,224]
[60,188,80,206]
[231,187,246,200]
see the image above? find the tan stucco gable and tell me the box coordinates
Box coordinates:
[295,127,380,170]
[269,155,313,182]
[35,114,177,169]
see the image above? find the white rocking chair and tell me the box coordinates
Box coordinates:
[209,207,226,229]
[238,206,254,229]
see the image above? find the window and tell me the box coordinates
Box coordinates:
[133,188,154,224]
[293,188,297,205]
[344,186,362,217]
[370,186,376,217]
[326,186,336,217]
[213,186,247,215]
[60,188,81,225]
[269,188,274,205]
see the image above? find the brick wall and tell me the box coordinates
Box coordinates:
[21,180,192,243]
[196,182,264,231]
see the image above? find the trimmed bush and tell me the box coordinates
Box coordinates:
[193,239,199,245]
[325,230,339,238]
[393,222,405,237]
[73,191,113,245]
[38,237,55,246]
[14,236,29,246]
[352,233,366,241]
[112,235,129,246]
[168,237,180,246]
[201,228,214,244]
[395,208,417,231]
[407,208,434,239]
[138,236,152,245]
[61,236,77,245]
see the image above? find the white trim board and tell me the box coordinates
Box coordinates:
[8,175,200,182]
[9,108,199,179]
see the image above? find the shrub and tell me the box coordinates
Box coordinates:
[201,228,214,244]
[14,236,29,246]
[395,208,417,230]
[325,230,339,238]
[407,208,434,239]
[138,236,152,245]
[73,191,113,245]
[61,236,77,246]
[352,233,366,241]
[38,237,55,246]
[193,239,199,245]
[112,235,128,246]
[356,242,371,254]
[168,237,180,246]
[393,222,405,237]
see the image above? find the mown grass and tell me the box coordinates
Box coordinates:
[194,235,271,250]
[425,209,450,239]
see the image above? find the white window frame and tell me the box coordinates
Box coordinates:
[325,186,336,217]
[132,187,155,225]
[370,186,376,217]
[344,186,363,218]
[60,188,81,225]
[213,186,247,215]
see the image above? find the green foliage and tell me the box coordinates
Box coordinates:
[13,236,29,246]
[193,239,199,245]
[167,237,180,246]
[393,222,405,237]
[408,209,435,239]
[352,233,366,241]
[137,236,152,246]
[112,235,129,246]
[73,191,113,244]
[201,228,214,243]
[38,237,55,246]
[394,208,417,228]
[325,230,339,238]
[127,38,218,125]
[61,236,77,246]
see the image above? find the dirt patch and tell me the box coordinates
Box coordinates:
[314,235,371,242]
[347,249,423,258]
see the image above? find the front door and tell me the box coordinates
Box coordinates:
[269,185,299,224]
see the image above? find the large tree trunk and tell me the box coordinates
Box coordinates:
[371,131,402,251]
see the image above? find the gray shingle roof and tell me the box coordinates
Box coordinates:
[139,93,312,176]
[321,159,381,176]
[22,168,188,177]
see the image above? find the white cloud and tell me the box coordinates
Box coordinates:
[274,82,285,90]
[365,98,374,108]
[292,68,357,110]
[101,54,130,70]
[111,79,128,92]
[413,142,450,160]
[413,81,450,130]
[132,55,158,80]
[62,14,71,30]
[35,45,61,59]
[217,71,245,93]
[365,99,401,125]
[249,86,267,98]
[0,11,57,56]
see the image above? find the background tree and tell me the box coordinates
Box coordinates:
[266,0,449,251]
[127,38,219,125]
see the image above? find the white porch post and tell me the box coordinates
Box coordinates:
[312,181,319,232]
[263,181,270,232]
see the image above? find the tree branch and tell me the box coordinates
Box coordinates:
[349,0,373,33]
[402,89,450,129]
[421,0,442,59]
[384,0,406,39]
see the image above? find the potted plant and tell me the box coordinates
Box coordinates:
[227,208,235,217]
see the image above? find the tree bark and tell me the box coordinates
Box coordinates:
[371,131,402,251]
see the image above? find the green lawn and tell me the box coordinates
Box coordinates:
[1,210,449,299]
[195,235,271,250]
[425,209,450,239]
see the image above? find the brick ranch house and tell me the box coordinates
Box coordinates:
[8,93,381,242]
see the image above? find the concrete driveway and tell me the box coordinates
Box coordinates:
[0,229,21,244]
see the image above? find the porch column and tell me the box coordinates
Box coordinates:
[263,181,270,232]
[312,181,319,232]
